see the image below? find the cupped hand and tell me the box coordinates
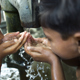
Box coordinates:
[34,37,51,47]
[24,34,58,65]
[0,31,30,64]
[25,34,51,48]
[2,32,20,43]
[25,45,58,64]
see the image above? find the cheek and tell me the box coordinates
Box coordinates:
[50,42,79,60]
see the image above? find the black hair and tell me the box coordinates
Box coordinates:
[39,0,80,40]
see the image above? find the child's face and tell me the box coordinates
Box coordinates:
[43,27,80,60]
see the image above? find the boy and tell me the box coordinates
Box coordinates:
[24,0,80,80]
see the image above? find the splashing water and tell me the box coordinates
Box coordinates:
[19,48,51,80]
[0,63,20,80]
[0,47,51,80]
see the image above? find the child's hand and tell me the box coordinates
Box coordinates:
[25,45,58,64]
[34,37,51,47]
[24,34,58,65]
[0,31,29,64]
[25,34,51,48]
[2,32,20,43]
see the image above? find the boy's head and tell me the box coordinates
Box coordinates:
[39,0,80,60]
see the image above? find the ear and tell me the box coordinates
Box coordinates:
[74,32,80,53]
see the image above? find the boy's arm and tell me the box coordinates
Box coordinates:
[51,58,65,80]
[24,44,65,80]
[24,36,65,80]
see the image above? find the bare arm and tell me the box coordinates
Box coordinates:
[24,36,65,80]
[24,45,65,80]
[51,58,65,80]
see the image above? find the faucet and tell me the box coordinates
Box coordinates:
[8,0,41,28]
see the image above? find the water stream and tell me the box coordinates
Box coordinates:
[19,47,51,80]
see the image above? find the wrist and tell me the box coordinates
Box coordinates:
[50,56,60,66]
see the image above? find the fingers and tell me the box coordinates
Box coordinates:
[14,32,30,52]
[3,31,25,54]
[24,43,42,59]
[4,32,20,36]
[24,41,29,53]
[14,31,27,39]
[34,38,43,42]
[34,38,46,43]
[10,32,20,36]
[1,40,16,48]
[0,31,31,57]
[10,32,20,39]
[15,34,21,39]
[10,32,21,39]
[27,34,32,46]
[26,46,42,53]
[28,52,41,61]
[2,32,20,42]
[20,31,27,36]
[24,46,50,62]
[3,36,23,54]
[34,37,50,47]
[1,31,27,55]
[10,32,27,53]
[0,40,17,57]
